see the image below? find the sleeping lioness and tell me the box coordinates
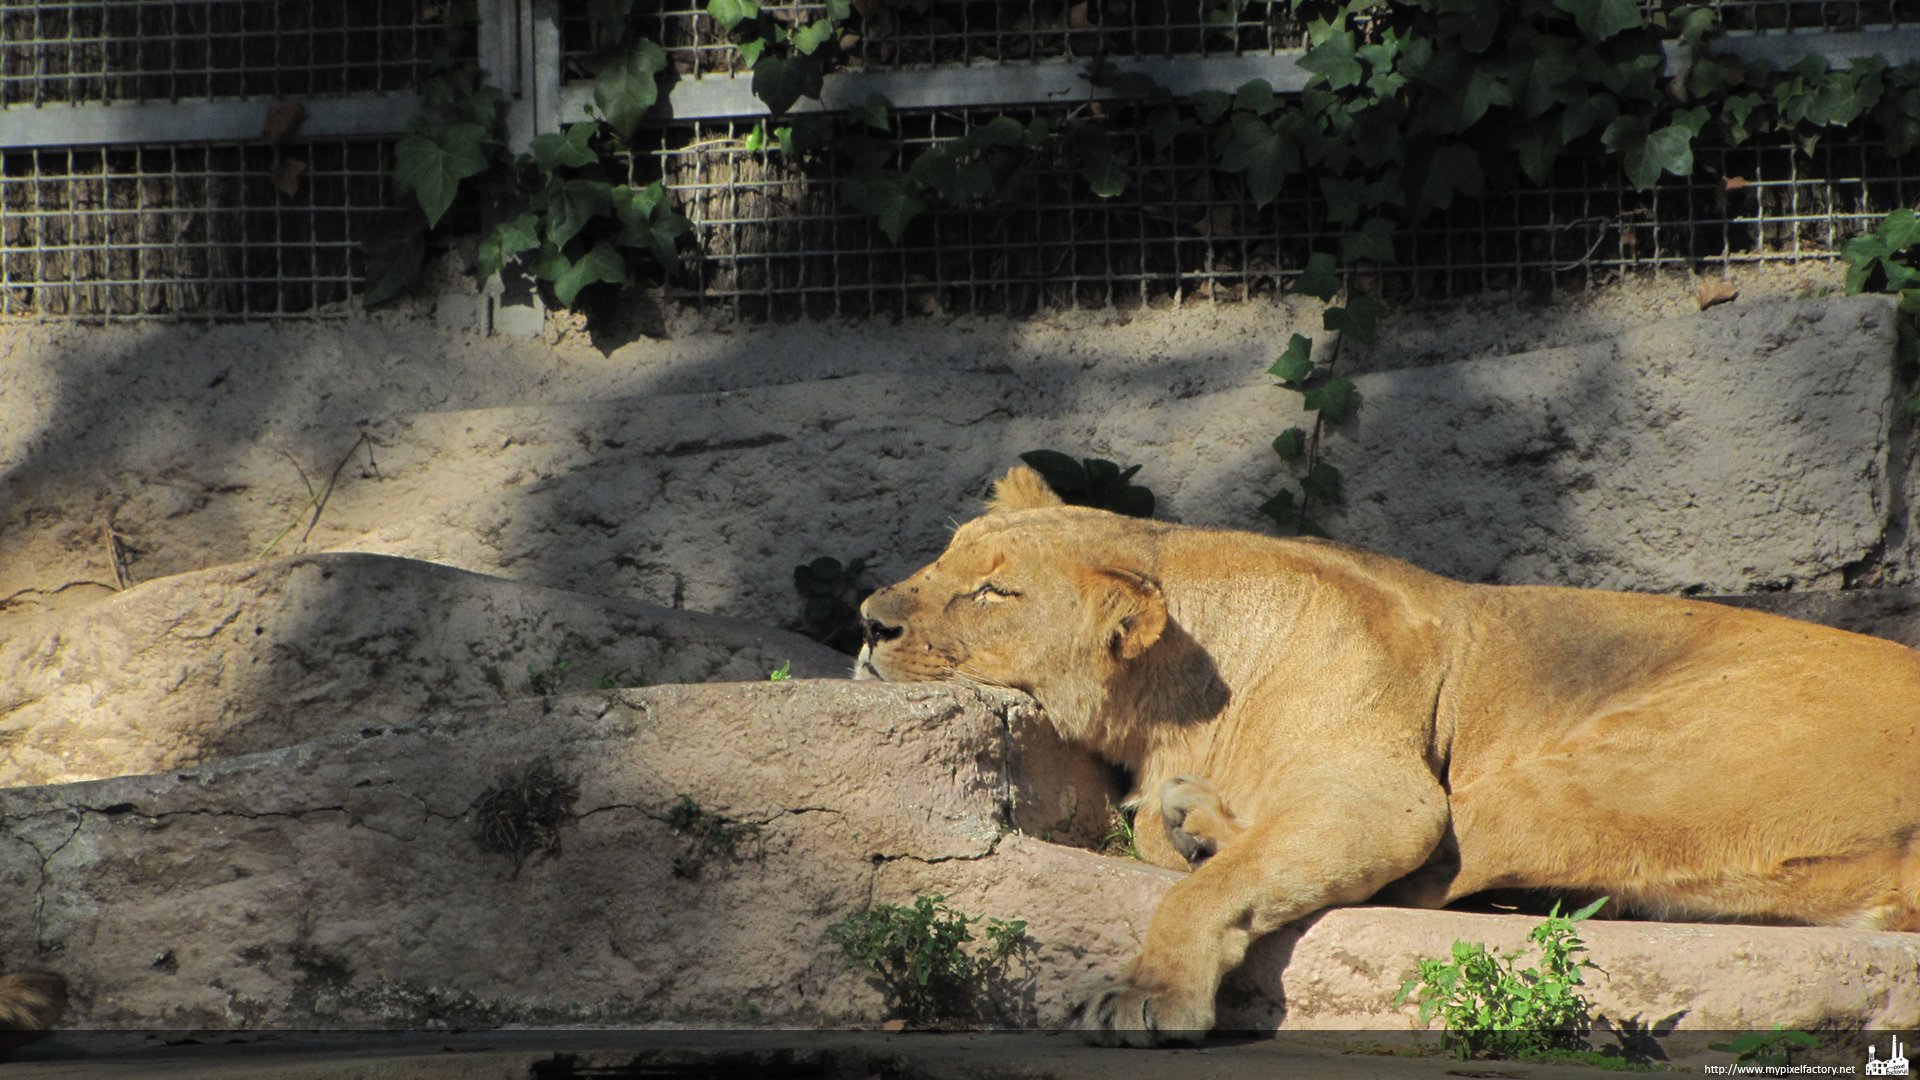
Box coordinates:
[854,464,1920,1047]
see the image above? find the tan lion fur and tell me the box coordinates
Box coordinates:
[855,464,1920,1046]
[0,972,67,1059]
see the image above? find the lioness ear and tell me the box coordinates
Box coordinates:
[1078,567,1166,661]
[986,464,1066,514]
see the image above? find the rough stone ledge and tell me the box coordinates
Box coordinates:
[2,683,1912,1056]
[0,552,851,788]
[1705,586,1920,648]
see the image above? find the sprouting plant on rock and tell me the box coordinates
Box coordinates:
[1396,897,1608,1060]
[665,794,762,879]
[825,893,1028,1026]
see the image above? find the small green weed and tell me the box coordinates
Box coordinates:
[825,893,1027,1025]
[1018,449,1155,518]
[1710,1026,1819,1067]
[594,670,631,691]
[1396,897,1607,1060]
[526,657,571,696]
[769,659,792,682]
[664,794,760,879]
[1099,806,1141,860]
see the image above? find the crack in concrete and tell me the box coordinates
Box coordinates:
[28,812,84,954]
[869,829,1005,867]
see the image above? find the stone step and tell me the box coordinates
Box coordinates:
[0,552,849,788]
[3,683,1912,1065]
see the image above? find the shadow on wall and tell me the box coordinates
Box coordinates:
[0,290,1901,631]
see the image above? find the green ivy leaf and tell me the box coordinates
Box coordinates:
[1192,90,1233,124]
[1257,489,1297,526]
[1268,333,1315,383]
[859,93,892,132]
[1303,376,1358,422]
[707,0,759,31]
[970,115,1026,149]
[777,112,834,155]
[551,240,627,306]
[752,53,824,116]
[532,123,599,171]
[910,148,995,203]
[792,19,834,55]
[1413,143,1485,213]
[1552,0,1641,41]
[1519,47,1579,118]
[361,218,428,306]
[826,0,851,18]
[1146,105,1185,152]
[528,243,569,283]
[1325,295,1386,344]
[1302,461,1343,504]
[1272,427,1307,460]
[1342,217,1396,264]
[842,173,926,243]
[1296,251,1342,301]
[1558,90,1619,143]
[613,181,691,268]
[590,0,636,35]
[1515,126,1563,185]
[593,39,667,139]
[394,124,489,228]
[1456,67,1515,127]
[1438,0,1502,53]
[1300,31,1363,91]
[542,179,613,251]
[1234,79,1281,116]
[1218,113,1295,208]
[476,211,541,281]
[1882,208,1920,251]
[1605,115,1693,189]
[737,37,767,67]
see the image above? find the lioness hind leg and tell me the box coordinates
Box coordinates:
[1159,775,1247,868]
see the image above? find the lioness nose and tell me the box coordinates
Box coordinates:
[861,617,903,648]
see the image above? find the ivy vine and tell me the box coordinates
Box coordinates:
[367,0,1920,534]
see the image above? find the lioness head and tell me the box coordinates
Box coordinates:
[854,465,1167,703]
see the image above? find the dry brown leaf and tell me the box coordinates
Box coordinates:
[880,1018,909,1033]
[271,157,307,197]
[262,102,307,144]
[1721,176,1750,193]
[1697,278,1738,310]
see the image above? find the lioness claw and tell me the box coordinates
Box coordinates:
[1071,984,1209,1048]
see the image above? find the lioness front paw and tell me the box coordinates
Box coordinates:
[1068,981,1213,1048]
[1159,774,1242,869]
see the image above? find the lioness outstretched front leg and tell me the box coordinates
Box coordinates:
[1075,762,1448,1047]
[1159,775,1245,868]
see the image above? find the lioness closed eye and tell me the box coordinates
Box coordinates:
[855,464,1920,1048]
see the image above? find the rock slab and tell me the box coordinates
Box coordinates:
[2,683,1912,1046]
[0,553,851,788]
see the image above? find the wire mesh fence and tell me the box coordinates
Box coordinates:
[653,106,1916,321]
[0,0,448,105]
[0,139,398,318]
[2,0,1919,321]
